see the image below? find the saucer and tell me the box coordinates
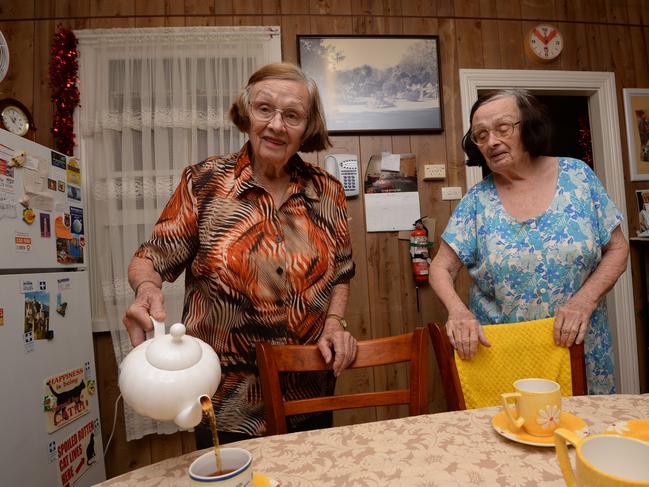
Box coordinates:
[492,410,589,447]
[604,419,649,443]
[254,472,282,487]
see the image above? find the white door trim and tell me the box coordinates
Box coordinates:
[459,69,638,394]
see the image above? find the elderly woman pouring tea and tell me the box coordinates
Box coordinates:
[122,62,357,446]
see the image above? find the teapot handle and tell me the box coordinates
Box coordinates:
[149,315,166,339]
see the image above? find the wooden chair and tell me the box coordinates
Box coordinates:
[256,327,429,436]
[428,321,587,411]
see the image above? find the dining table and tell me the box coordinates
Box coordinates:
[95,394,648,486]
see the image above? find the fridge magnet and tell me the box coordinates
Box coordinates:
[24,290,50,340]
[47,178,57,190]
[56,293,67,317]
[55,215,72,238]
[57,277,71,291]
[23,330,34,353]
[14,232,32,252]
[22,207,35,224]
[19,195,30,207]
[66,157,80,186]
[57,179,65,192]
[8,150,25,167]
[43,367,90,433]
[56,419,97,487]
[70,206,84,235]
[56,237,83,264]
[0,157,15,178]
[48,440,57,464]
[0,307,4,326]
[51,151,66,170]
[21,279,35,293]
[40,212,51,238]
[67,183,81,201]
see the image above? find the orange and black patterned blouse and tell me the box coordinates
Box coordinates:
[135,143,355,436]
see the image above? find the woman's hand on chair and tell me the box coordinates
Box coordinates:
[554,296,595,347]
[318,320,357,377]
[446,312,490,360]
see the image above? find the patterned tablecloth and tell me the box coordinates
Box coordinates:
[96,394,648,486]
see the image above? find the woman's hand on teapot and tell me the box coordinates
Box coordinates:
[317,318,357,377]
[123,282,166,347]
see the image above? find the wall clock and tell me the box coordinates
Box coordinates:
[0,98,35,137]
[526,24,564,62]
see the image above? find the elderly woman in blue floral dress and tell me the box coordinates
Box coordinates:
[429,89,629,394]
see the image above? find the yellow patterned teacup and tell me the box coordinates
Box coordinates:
[500,378,561,437]
[555,429,649,486]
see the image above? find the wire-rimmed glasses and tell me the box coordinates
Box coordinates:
[249,101,307,128]
[470,121,520,145]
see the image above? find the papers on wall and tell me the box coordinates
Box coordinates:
[364,152,421,232]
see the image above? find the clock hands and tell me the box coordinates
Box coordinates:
[532,28,558,46]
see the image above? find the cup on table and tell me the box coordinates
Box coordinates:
[188,447,252,486]
[500,378,561,436]
[555,429,649,486]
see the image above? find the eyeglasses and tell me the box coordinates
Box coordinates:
[249,101,307,127]
[470,121,520,145]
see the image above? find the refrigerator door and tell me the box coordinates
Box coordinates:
[0,270,106,486]
[0,128,86,270]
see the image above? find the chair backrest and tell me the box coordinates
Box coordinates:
[428,318,587,410]
[256,327,429,436]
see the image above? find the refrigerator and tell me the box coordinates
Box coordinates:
[0,128,106,486]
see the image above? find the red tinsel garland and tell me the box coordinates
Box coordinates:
[49,26,79,156]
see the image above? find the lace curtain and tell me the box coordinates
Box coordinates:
[75,26,281,441]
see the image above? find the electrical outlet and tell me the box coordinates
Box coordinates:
[423,164,446,180]
[441,186,463,200]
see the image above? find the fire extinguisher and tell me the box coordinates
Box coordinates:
[410,218,431,284]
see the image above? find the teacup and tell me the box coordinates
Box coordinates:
[189,447,253,486]
[555,428,649,486]
[500,378,561,436]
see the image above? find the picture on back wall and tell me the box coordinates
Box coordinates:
[298,35,443,134]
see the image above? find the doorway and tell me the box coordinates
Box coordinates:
[460,69,638,394]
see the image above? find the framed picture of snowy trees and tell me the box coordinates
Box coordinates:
[297,35,443,134]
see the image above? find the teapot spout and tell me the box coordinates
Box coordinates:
[173,396,207,429]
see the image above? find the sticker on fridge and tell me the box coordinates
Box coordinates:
[24,291,50,339]
[56,419,98,487]
[15,232,32,252]
[43,367,90,433]
[66,157,81,186]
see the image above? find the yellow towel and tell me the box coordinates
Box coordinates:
[454,318,573,409]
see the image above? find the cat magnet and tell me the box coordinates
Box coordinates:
[43,366,90,433]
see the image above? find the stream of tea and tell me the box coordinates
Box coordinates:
[200,395,223,475]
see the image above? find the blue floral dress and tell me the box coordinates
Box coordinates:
[442,158,623,394]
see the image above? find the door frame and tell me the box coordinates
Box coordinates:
[459,69,638,394]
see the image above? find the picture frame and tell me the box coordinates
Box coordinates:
[623,88,649,181]
[297,35,443,134]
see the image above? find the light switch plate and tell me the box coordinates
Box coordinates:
[441,186,463,200]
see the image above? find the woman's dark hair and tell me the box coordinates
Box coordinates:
[461,89,552,169]
[229,62,332,153]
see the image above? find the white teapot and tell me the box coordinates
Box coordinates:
[118,317,221,429]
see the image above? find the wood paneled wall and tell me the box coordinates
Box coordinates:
[2,0,648,479]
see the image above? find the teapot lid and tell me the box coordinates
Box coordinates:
[145,323,203,371]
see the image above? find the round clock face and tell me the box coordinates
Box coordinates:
[528,24,564,61]
[1,105,30,136]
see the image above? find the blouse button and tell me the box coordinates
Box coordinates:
[275,235,283,243]
[536,254,542,261]
[529,221,537,229]
[276,267,284,275]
